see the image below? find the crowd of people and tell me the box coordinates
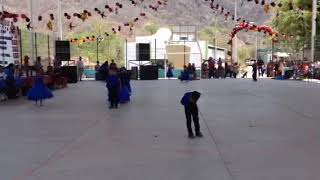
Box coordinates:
[266,59,320,80]
[0,56,67,102]
[95,60,132,109]
[201,57,240,79]
[178,63,198,81]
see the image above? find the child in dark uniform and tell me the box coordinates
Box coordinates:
[106,69,120,109]
[181,91,203,139]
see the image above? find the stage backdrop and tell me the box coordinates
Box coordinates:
[166,44,191,69]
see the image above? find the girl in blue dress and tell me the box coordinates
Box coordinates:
[27,70,53,106]
[118,67,131,104]
[166,63,174,78]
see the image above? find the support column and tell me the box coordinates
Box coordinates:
[125,39,128,69]
[19,28,23,65]
[214,13,218,60]
[255,32,258,60]
[311,0,317,62]
[29,0,35,63]
[34,32,38,58]
[57,0,63,40]
[233,0,238,63]
[48,35,51,66]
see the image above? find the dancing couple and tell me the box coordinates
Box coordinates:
[106,65,132,109]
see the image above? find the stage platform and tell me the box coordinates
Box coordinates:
[1,79,320,180]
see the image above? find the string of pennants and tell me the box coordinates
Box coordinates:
[202,0,290,23]
[0,0,168,34]
[202,0,247,23]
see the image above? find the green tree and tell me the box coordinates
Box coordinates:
[238,47,253,65]
[69,20,124,66]
[144,23,160,35]
[272,0,318,52]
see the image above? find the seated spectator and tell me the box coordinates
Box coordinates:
[0,65,6,79]
[4,64,18,99]
[34,56,43,72]
[46,66,54,76]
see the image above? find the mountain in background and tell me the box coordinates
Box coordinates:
[1,0,272,36]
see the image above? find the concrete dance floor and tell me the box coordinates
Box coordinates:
[1,79,320,180]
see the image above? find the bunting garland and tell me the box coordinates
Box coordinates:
[0,0,168,35]
[203,0,247,23]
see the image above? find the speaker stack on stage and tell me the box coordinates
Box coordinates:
[136,43,150,61]
[135,43,158,80]
[130,67,139,80]
[55,41,71,61]
[55,41,78,83]
[140,65,158,80]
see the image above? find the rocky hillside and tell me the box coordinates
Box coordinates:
[1,0,272,42]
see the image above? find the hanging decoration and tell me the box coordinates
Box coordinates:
[203,0,247,23]
[0,0,167,35]
[228,22,282,44]
[47,20,53,31]
[245,0,305,14]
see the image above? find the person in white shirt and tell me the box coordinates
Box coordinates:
[77,57,85,81]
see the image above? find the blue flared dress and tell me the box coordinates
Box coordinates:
[119,75,131,104]
[27,76,53,101]
[167,68,174,78]
[119,85,131,103]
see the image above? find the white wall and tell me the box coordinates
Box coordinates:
[124,28,226,69]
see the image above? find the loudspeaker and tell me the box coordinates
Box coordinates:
[140,65,158,80]
[60,66,78,83]
[130,67,138,80]
[55,41,70,61]
[136,43,150,61]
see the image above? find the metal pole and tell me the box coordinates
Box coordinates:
[233,0,238,63]
[125,38,128,69]
[311,0,317,62]
[1,6,4,64]
[34,33,38,58]
[29,0,35,63]
[214,13,218,60]
[184,40,186,66]
[57,0,63,40]
[19,28,23,65]
[255,32,258,60]
[271,40,274,62]
[164,53,167,79]
[154,39,157,62]
[48,35,51,66]
[96,39,99,62]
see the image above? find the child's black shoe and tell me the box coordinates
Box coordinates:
[188,134,195,139]
[196,132,203,138]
